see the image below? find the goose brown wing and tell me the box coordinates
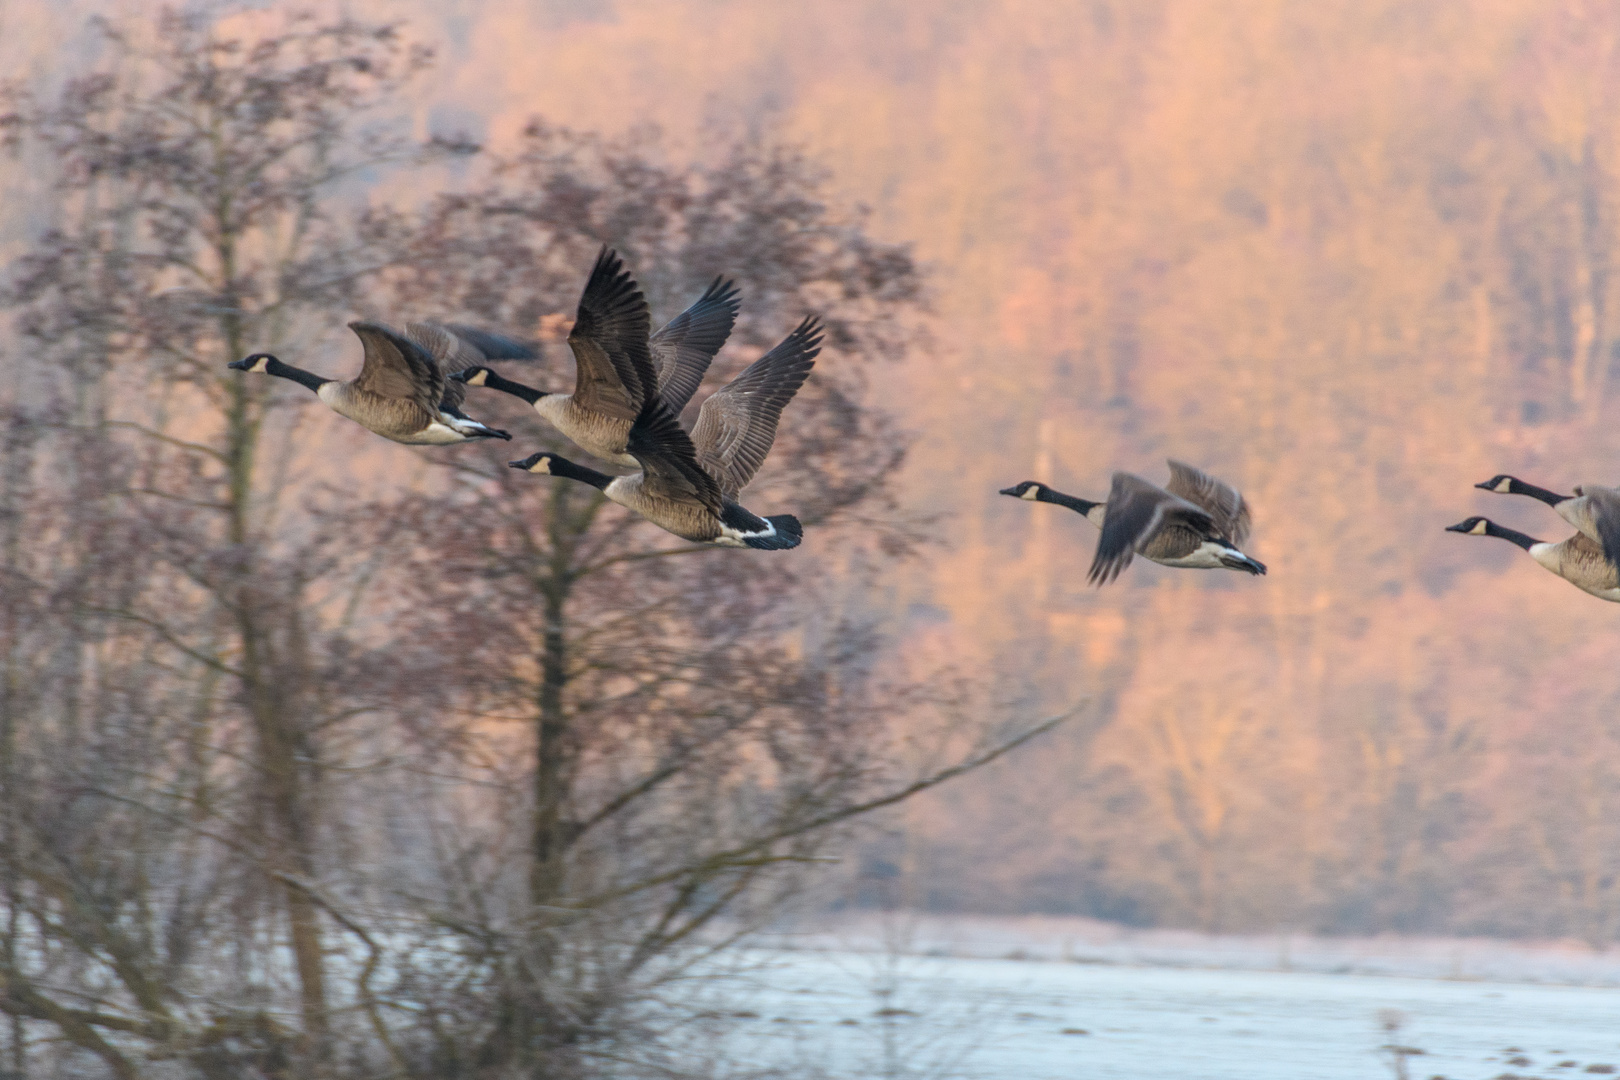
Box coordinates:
[650,276,742,415]
[406,321,541,409]
[568,247,655,422]
[626,394,724,515]
[404,323,477,410]
[436,324,539,362]
[691,316,822,499]
[349,321,443,414]
[1088,472,1215,585]
[1165,459,1252,544]
[1575,484,1620,570]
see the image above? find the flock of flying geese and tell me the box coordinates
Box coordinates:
[230,248,814,550]
[228,246,1617,597]
[1448,478,1620,602]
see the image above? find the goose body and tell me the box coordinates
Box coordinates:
[229,321,530,444]
[509,314,820,549]
[510,406,801,549]
[454,254,742,466]
[1446,515,1620,602]
[1476,474,1620,569]
[999,460,1265,584]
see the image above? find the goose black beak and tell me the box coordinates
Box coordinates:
[1444,520,1472,532]
[227,358,252,370]
[1472,480,1493,491]
[448,368,476,383]
[998,486,1020,497]
[509,453,544,470]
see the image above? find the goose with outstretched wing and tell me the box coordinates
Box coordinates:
[453,254,741,464]
[507,316,821,549]
[227,320,518,444]
[1001,459,1265,585]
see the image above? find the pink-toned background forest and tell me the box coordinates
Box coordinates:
[5,0,1618,939]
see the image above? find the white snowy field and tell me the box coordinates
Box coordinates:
[711,917,1620,1079]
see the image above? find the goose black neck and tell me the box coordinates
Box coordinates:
[1509,478,1569,506]
[484,370,546,405]
[1039,488,1100,516]
[1485,520,1541,550]
[548,455,613,491]
[265,358,332,395]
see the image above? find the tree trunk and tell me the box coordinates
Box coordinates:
[531,577,570,908]
[226,368,327,1057]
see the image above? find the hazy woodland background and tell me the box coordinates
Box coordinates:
[4,0,1620,993]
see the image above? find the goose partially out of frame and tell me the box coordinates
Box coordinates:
[1446,515,1620,602]
[1474,473,1620,570]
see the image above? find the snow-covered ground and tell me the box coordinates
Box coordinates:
[756,912,1620,985]
[712,916,1620,1079]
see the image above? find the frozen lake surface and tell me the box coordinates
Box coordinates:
[723,948,1620,1079]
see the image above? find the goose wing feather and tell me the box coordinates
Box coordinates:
[1574,483,1620,570]
[692,316,822,498]
[406,321,541,410]
[1165,459,1252,544]
[404,322,477,409]
[1089,472,1214,585]
[627,396,724,515]
[650,276,742,415]
[349,321,443,415]
[436,323,539,362]
[568,247,655,422]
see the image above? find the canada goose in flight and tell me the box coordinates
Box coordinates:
[1000,461,1266,584]
[452,255,742,465]
[1474,474,1620,569]
[227,321,534,443]
[1446,516,1620,602]
[507,318,821,548]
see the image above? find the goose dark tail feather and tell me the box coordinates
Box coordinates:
[1223,552,1266,575]
[744,514,803,550]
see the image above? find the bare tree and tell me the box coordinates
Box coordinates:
[327,123,1064,1077]
[0,10,1063,1079]
[0,10,455,1075]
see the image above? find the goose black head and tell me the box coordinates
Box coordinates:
[1445,516,1490,535]
[449,366,492,386]
[1000,481,1045,501]
[229,353,277,373]
[1474,475,1517,493]
[509,453,553,474]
